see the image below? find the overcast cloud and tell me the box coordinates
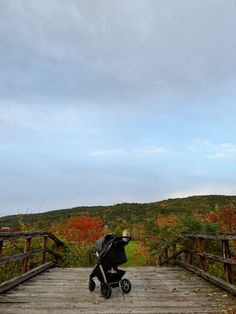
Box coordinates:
[0,0,236,216]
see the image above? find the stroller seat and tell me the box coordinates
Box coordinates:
[89,234,131,298]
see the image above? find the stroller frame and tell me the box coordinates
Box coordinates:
[89,234,132,298]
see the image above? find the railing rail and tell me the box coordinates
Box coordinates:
[159,233,236,295]
[0,231,64,294]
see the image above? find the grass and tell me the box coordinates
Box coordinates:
[123,241,149,266]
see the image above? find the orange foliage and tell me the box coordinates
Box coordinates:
[198,207,236,233]
[156,215,178,230]
[60,215,105,245]
[218,206,236,232]
[198,212,219,223]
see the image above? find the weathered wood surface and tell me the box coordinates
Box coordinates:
[0,267,236,314]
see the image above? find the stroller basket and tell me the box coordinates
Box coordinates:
[96,268,125,288]
[89,234,132,298]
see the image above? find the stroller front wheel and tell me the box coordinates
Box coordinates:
[101,283,112,299]
[120,278,131,294]
[89,279,96,292]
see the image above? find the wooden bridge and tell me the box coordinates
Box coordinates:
[0,232,236,314]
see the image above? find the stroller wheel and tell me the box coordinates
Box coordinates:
[120,278,131,294]
[101,283,112,299]
[89,279,96,292]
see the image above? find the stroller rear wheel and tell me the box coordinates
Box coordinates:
[89,279,96,292]
[120,278,131,294]
[101,283,112,299]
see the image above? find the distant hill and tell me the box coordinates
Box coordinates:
[1,195,236,229]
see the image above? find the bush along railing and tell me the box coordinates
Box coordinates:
[0,232,64,294]
[159,233,236,295]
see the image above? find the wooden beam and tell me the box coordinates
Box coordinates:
[0,232,64,248]
[177,260,236,295]
[222,240,233,283]
[0,231,49,240]
[0,240,3,256]
[172,243,177,264]
[22,237,32,274]
[187,233,236,240]
[48,232,64,247]
[159,250,184,266]
[186,249,236,265]
[0,249,46,265]
[184,238,193,264]
[41,236,48,265]
[0,261,55,295]
[198,238,206,271]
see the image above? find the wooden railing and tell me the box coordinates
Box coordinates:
[159,233,236,295]
[0,232,64,294]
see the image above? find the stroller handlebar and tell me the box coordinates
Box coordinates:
[116,236,131,243]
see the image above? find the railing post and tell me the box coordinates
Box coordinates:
[172,243,177,264]
[198,237,206,271]
[184,251,190,263]
[185,237,193,264]
[41,236,48,265]
[222,240,233,283]
[189,238,194,264]
[22,237,32,273]
[0,240,3,256]
[164,248,168,265]
[54,239,63,265]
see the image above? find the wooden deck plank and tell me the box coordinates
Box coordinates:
[0,266,236,314]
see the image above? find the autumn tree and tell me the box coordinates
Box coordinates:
[61,215,105,245]
[218,206,236,232]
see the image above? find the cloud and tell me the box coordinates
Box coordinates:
[207,143,236,160]
[186,139,210,153]
[1,1,236,216]
[89,149,126,156]
[132,146,170,156]
[89,146,171,157]
[0,0,236,107]
[186,140,236,161]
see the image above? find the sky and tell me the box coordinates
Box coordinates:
[0,0,236,217]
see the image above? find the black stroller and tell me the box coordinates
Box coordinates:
[89,234,132,298]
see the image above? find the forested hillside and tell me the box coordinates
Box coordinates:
[1,195,236,228]
[1,194,236,281]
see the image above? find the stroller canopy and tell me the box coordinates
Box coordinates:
[95,234,130,269]
[95,234,115,252]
